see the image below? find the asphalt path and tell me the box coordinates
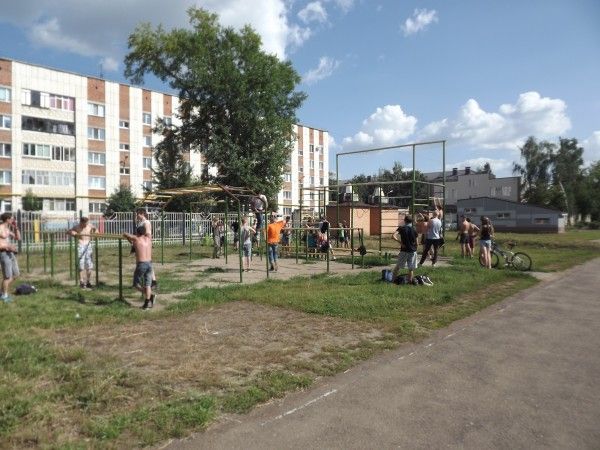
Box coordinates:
[166,258,600,450]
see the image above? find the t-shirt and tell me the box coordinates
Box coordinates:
[397,225,417,252]
[267,221,286,244]
[427,218,442,240]
[241,225,253,245]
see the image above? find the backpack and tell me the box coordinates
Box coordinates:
[15,284,37,295]
[381,269,394,282]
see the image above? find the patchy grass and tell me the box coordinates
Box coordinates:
[0,229,596,448]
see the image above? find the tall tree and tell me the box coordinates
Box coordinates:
[552,138,584,219]
[106,185,137,213]
[124,7,306,204]
[21,188,42,211]
[513,136,555,205]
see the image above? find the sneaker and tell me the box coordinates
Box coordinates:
[416,276,425,285]
[270,265,275,271]
[149,294,155,309]
[2,295,12,303]
[142,300,151,310]
[85,282,93,289]
[79,282,86,289]
[422,276,434,286]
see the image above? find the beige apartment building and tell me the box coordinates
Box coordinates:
[0,57,328,215]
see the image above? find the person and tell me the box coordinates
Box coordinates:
[240,217,256,271]
[419,210,443,267]
[123,227,155,310]
[135,208,158,290]
[318,217,336,260]
[250,194,267,241]
[67,216,97,288]
[342,220,350,248]
[415,212,428,254]
[337,222,345,247]
[281,216,292,256]
[479,216,494,269]
[231,219,240,250]
[0,213,20,302]
[392,214,418,284]
[457,215,471,258]
[267,214,289,271]
[466,217,479,256]
[212,217,224,258]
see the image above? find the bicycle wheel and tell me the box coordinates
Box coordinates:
[512,252,532,271]
[479,251,499,268]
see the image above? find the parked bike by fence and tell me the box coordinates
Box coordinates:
[479,241,532,271]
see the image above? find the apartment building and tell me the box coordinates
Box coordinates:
[0,57,328,215]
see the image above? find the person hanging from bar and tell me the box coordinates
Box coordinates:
[135,208,158,290]
[67,216,96,289]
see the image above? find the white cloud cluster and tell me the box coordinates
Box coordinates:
[0,0,315,70]
[303,56,340,84]
[342,105,417,149]
[298,2,328,24]
[446,157,515,175]
[401,8,438,36]
[583,131,600,164]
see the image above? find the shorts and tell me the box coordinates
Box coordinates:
[0,251,19,279]
[243,242,252,257]
[459,233,469,244]
[480,239,492,249]
[133,261,153,288]
[78,243,93,270]
[395,251,417,270]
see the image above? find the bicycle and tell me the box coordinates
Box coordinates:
[479,241,532,271]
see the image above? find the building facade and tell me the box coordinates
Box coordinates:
[0,58,328,216]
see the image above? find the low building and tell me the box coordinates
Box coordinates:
[457,197,566,233]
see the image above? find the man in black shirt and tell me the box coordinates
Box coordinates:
[392,214,418,284]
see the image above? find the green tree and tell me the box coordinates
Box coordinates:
[552,138,584,219]
[578,162,600,221]
[513,136,555,206]
[21,188,42,211]
[124,7,306,202]
[106,185,137,213]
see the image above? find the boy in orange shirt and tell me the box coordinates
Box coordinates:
[267,214,289,271]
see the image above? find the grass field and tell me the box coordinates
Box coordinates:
[0,230,598,448]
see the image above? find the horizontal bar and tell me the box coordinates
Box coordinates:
[337,140,446,156]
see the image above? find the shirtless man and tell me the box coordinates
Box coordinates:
[457,215,471,258]
[0,213,20,302]
[135,208,158,290]
[68,216,96,288]
[466,217,480,255]
[124,227,155,310]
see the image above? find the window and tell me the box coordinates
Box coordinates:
[89,202,106,213]
[0,171,11,185]
[0,143,11,157]
[120,166,130,175]
[464,208,477,214]
[316,146,323,153]
[142,112,151,125]
[142,180,152,190]
[319,177,324,185]
[22,116,74,135]
[283,207,292,216]
[497,212,511,219]
[52,146,75,162]
[299,166,303,173]
[502,186,512,196]
[87,102,105,117]
[283,173,292,182]
[119,120,129,129]
[468,179,476,187]
[22,170,74,186]
[21,89,31,105]
[309,160,314,169]
[319,161,323,170]
[88,152,106,165]
[283,191,292,199]
[143,135,152,147]
[43,198,75,211]
[309,144,314,153]
[0,87,10,102]
[89,176,106,189]
[298,148,303,156]
[1,200,12,212]
[143,157,152,169]
[88,127,105,140]
[533,217,550,224]
[49,94,74,111]
[309,192,315,200]
[0,115,11,129]
[163,116,172,127]
[23,143,51,158]
[119,143,130,151]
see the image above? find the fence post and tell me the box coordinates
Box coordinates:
[182,212,186,247]
[69,235,73,279]
[118,238,123,301]
[94,237,99,286]
[43,233,47,273]
[189,211,192,261]
[73,236,79,286]
[17,209,22,253]
[50,233,55,278]
[26,236,30,274]
[161,212,165,265]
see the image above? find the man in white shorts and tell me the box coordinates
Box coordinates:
[68,216,96,289]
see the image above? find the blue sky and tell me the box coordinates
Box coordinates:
[1,0,599,178]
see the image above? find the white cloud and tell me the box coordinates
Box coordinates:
[328,0,355,13]
[420,91,571,149]
[100,56,119,73]
[303,56,340,84]
[298,2,328,24]
[401,8,438,36]
[446,157,515,175]
[0,0,308,64]
[342,105,417,149]
[583,131,600,164]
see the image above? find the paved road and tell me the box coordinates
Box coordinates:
[167,258,600,450]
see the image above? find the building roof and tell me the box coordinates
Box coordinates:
[456,196,565,214]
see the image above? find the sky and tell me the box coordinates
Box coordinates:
[1,0,599,179]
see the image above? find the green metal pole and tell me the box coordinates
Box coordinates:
[94,237,99,286]
[118,238,123,301]
[26,234,31,274]
[161,212,165,265]
[73,236,78,286]
[412,144,416,215]
[379,185,382,257]
[442,140,446,241]
[43,233,47,273]
[237,204,243,283]
[336,153,340,232]
[50,233,55,278]
[326,227,330,274]
[189,210,192,261]
[295,228,299,264]
[351,186,355,269]
[224,200,229,264]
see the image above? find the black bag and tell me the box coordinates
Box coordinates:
[15,284,37,295]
